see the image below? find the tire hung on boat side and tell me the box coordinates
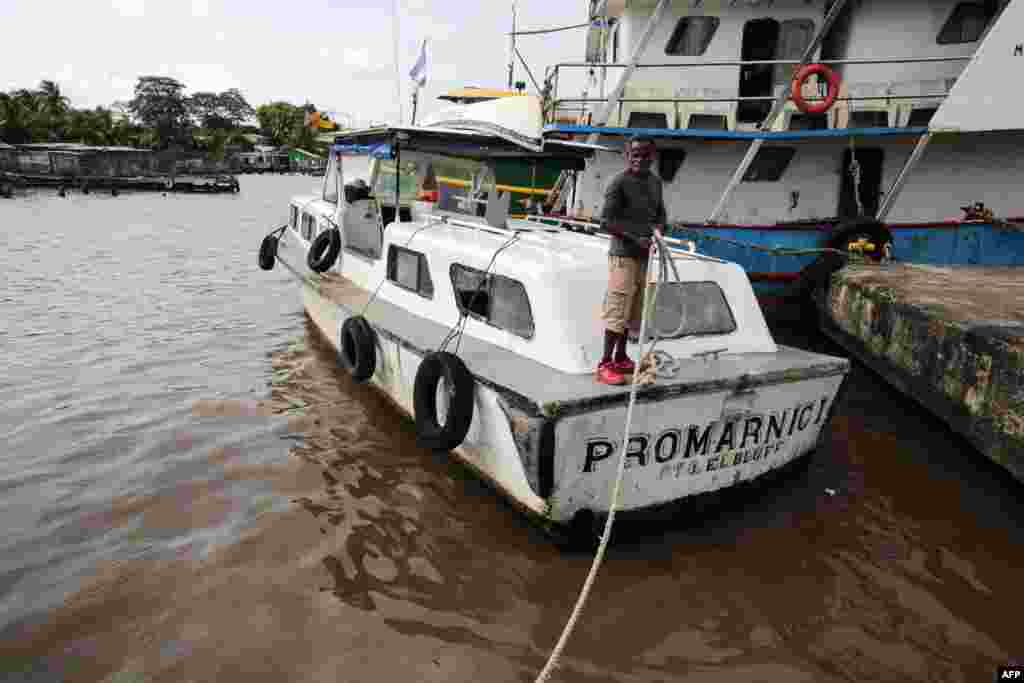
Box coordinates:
[258,234,279,271]
[829,218,892,263]
[307,228,341,273]
[413,351,475,452]
[339,315,376,383]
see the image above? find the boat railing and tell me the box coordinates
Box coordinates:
[524,215,727,264]
[543,55,971,127]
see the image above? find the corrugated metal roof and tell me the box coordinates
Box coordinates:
[18,143,148,153]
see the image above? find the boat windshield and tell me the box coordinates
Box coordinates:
[373,159,420,204]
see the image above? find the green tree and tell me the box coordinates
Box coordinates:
[128,76,190,147]
[256,101,301,147]
[219,89,255,128]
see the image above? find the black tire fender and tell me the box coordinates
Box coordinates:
[413,352,475,452]
[307,228,341,273]
[340,316,376,383]
[258,234,278,271]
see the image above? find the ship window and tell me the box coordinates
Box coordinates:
[658,149,686,183]
[665,17,719,56]
[290,206,298,230]
[450,264,534,339]
[627,112,669,129]
[387,245,434,298]
[742,146,795,182]
[907,107,938,127]
[937,3,997,44]
[773,19,816,85]
[650,281,736,338]
[323,154,339,203]
[301,213,316,241]
[850,111,890,128]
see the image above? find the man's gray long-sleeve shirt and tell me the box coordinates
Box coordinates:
[601,170,667,258]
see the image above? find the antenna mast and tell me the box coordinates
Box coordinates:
[508,2,517,88]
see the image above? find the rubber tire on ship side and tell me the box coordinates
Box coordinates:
[258,234,278,271]
[830,218,892,263]
[307,229,341,273]
[413,351,475,452]
[339,316,376,383]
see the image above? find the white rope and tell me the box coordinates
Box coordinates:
[533,235,676,682]
[849,137,863,217]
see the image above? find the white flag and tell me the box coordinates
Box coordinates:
[409,38,428,88]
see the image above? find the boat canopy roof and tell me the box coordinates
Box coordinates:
[437,87,520,102]
[333,125,612,166]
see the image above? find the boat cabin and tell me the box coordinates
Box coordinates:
[287,125,777,375]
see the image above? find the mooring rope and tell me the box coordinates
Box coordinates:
[533,232,677,682]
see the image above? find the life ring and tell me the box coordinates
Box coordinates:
[413,351,475,452]
[791,63,840,115]
[307,228,341,273]
[339,316,376,382]
[258,234,278,271]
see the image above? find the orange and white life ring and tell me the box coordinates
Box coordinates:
[790,63,841,115]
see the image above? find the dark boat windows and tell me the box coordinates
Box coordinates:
[450,264,534,339]
[650,281,737,338]
[738,18,815,124]
[937,2,998,44]
[323,155,339,204]
[742,146,795,182]
[301,213,316,241]
[665,17,719,56]
[290,205,299,231]
[387,245,434,298]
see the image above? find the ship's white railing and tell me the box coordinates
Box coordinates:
[544,55,971,126]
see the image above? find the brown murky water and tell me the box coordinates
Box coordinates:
[1,179,1021,682]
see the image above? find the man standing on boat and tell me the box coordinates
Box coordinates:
[597,135,665,385]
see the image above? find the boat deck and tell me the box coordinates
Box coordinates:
[313,271,849,414]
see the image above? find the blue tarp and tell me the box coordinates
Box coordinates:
[332,143,391,159]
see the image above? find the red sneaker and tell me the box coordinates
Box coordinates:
[596,361,626,385]
[612,356,635,374]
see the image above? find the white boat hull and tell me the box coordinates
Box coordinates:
[278,233,848,529]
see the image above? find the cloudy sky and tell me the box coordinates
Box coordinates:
[0,0,592,126]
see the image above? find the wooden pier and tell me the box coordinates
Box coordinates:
[0,143,239,196]
[815,263,1024,481]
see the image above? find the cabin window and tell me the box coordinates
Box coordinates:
[387,245,434,298]
[301,213,316,241]
[907,107,938,127]
[627,112,669,129]
[742,147,795,182]
[687,114,728,130]
[773,19,816,85]
[937,2,997,44]
[611,21,620,62]
[373,158,420,208]
[849,111,890,128]
[650,281,737,338]
[323,154,339,203]
[665,17,719,56]
[658,149,687,183]
[450,264,534,339]
[290,206,298,230]
[433,157,510,228]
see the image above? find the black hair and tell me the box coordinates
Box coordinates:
[628,134,657,149]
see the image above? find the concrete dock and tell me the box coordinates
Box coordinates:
[815,263,1023,481]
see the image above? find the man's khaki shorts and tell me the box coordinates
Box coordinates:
[600,255,648,334]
